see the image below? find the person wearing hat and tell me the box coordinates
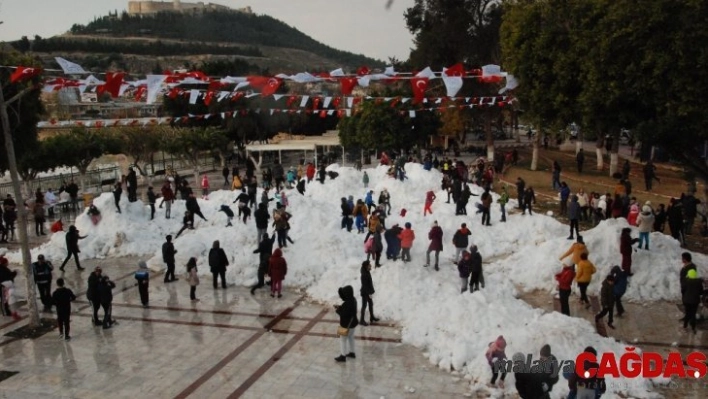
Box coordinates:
[595,274,616,329]
[32,254,54,312]
[539,344,559,397]
[135,261,150,308]
[485,335,507,388]
[682,269,704,333]
[636,205,655,250]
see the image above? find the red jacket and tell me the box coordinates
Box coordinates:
[161,184,174,201]
[399,228,416,249]
[555,266,576,290]
[425,191,436,204]
[306,164,316,179]
[268,248,288,281]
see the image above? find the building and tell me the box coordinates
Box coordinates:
[127,1,252,15]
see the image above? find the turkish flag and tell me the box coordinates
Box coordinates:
[340,77,357,95]
[410,77,429,103]
[261,78,282,96]
[204,91,215,106]
[356,66,370,76]
[97,72,124,98]
[134,86,146,101]
[444,63,465,77]
[246,76,269,89]
[10,66,42,83]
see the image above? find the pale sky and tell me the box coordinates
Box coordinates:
[0,0,416,62]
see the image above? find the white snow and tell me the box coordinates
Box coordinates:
[8,162,700,398]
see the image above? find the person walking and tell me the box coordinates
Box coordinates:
[452,223,472,263]
[251,233,276,294]
[610,265,628,317]
[682,269,704,333]
[160,180,174,219]
[378,188,391,215]
[175,211,194,238]
[86,267,103,326]
[457,250,472,293]
[425,221,443,270]
[126,167,138,202]
[59,226,87,271]
[135,261,150,308]
[359,260,379,326]
[208,240,229,289]
[334,285,359,362]
[555,263,576,316]
[595,274,616,329]
[398,222,415,262]
[162,235,178,283]
[575,252,596,309]
[643,160,659,191]
[469,245,483,292]
[97,273,116,329]
[515,177,525,209]
[51,278,76,340]
[268,248,287,298]
[32,254,54,312]
[186,193,207,222]
[186,257,200,302]
[485,335,508,389]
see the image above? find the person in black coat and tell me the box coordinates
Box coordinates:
[32,254,54,312]
[208,240,229,289]
[359,261,379,326]
[254,203,270,242]
[59,225,87,271]
[233,188,251,223]
[317,165,326,184]
[97,274,116,329]
[219,204,235,227]
[127,167,138,202]
[51,278,76,340]
[186,193,207,222]
[86,267,103,325]
[340,197,353,232]
[162,235,178,283]
[334,285,359,362]
[147,186,157,220]
[175,211,194,238]
[112,181,122,213]
[469,245,484,292]
[251,233,276,294]
[682,269,705,333]
[296,178,306,195]
[246,177,258,208]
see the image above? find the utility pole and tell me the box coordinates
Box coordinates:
[0,83,41,327]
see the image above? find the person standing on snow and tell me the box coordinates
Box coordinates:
[384,224,402,262]
[469,245,483,292]
[452,223,472,263]
[398,222,415,262]
[480,189,493,226]
[364,190,376,213]
[186,192,207,222]
[457,250,472,293]
[219,204,235,227]
[160,180,174,219]
[126,167,138,202]
[222,166,230,188]
[175,211,194,238]
[146,186,157,220]
[362,171,369,188]
[254,203,270,242]
[423,189,436,216]
[425,221,443,270]
[636,205,654,250]
[619,228,639,275]
[272,161,285,192]
[522,186,536,215]
[497,186,509,222]
[378,188,391,215]
[200,174,210,199]
[559,236,589,268]
[359,260,380,326]
[485,335,508,389]
[555,263,576,316]
[595,274,616,329]
[340,198,353,232]
[352,200,368,234]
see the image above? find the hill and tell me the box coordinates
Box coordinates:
[13,10,383,75]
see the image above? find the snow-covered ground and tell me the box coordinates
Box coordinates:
[7,163,704,398]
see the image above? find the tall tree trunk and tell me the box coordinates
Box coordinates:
[485,116,495,161]
[0,85,40,327]
[248,154,262,182]
[609,130,620,176]
[530,128,540,171]
[595,133,604,170]
[513,110,521,143]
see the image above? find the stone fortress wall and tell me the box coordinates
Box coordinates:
[128,1,252,15]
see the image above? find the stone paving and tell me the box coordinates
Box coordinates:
[0,256,473,399]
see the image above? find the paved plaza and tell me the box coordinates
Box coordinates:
[0,256,472,399]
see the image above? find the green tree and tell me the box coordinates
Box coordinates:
[161,127,230,183]
[44,128,122,192]
[356,101,408,150]
[18,140,55,197]
[117,126,164,179]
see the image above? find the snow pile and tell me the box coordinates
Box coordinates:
[9,162,697,397]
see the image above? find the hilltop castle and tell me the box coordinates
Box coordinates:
[128,1,252,15]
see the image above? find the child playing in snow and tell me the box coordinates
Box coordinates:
[219,205,235,227]
[485,335,507,388]
[201,174,210,199]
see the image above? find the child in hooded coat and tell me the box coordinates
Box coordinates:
[485,335,508,388]
[268,248,287,298]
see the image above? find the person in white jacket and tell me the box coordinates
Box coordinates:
[577,189,589,222]
[44,189,58,217]
[636,205,655,250]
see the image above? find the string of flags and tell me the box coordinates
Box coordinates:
[37,95,512,129]
[6,57,519,104]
